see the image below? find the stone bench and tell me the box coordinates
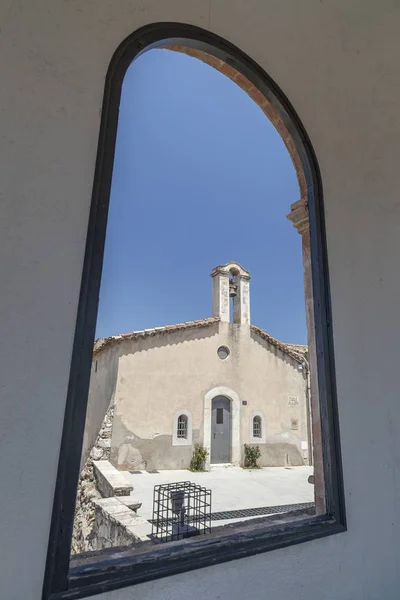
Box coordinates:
[93,460,133,498]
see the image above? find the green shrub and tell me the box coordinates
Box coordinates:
[243,444,261,468]
[190,443,208,472]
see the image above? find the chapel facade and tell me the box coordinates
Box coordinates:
[83,262,310,471]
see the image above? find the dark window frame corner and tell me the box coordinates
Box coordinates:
[253,415,262,438]
[43,21,346,600]
[177,414,188,439]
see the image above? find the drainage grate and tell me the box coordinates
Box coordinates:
[209,502,314,521]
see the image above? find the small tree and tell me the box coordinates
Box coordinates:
[243,444,261,468]
[190,443,208,472]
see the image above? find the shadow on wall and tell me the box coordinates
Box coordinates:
[81,347,120,469]
[83,324,219,472]
[116,322,220,358]
[252,443,304,467]
[112,439,304,471]
[250,328,305,369]
[111,412,202,471]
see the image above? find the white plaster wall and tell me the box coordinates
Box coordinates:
[1,2,400,599]
[108,322,306,468]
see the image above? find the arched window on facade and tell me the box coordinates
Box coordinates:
[253,415,262,439]
[172,410,192,446]
[177,414,188,439]
[250,411,266,444]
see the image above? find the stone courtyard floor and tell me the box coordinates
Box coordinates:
[124,465,314,540]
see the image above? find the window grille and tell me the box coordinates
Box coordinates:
[253,415,262,438]
[177,414,188,439]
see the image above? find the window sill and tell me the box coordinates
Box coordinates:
[171,439,192,447]
[49,511,345,600]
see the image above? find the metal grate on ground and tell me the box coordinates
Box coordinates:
[209,502,314,520]
[149,501,314,525]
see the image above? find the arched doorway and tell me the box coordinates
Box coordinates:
[211,396,231,464]
[204,386,241,466]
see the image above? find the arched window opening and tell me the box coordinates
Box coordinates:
[172,410,192,447]
[44,22,344,600]
[250,412,265,444]
[253,415,262,438]
[177,414,188,439]
[229,268,239,324]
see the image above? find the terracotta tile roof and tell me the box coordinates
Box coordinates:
[250,325,308,363]
[93,317,220,356]
[93,317,308,363]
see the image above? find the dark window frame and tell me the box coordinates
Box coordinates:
[177,414,188,439]
[43,21,345,600]
[253,415,262,438]
[217,345,230,359]
[216,407,224,424]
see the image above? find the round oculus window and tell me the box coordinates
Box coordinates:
[217,346,230,360]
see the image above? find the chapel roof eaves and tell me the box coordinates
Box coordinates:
[93,317,220,356]
[93,317,307,363]
[250,325,308,363]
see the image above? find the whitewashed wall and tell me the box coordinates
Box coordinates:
[1,1,400,599]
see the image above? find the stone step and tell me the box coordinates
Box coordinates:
[116,496,142,512]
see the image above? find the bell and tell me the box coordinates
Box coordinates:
[229,283,238,298]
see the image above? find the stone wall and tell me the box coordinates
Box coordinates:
[71,405,114,554]
[91,497,148,550]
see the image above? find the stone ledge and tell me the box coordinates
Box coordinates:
[93,497,150,544]
[93,460,133,498]
[117,496,142,512]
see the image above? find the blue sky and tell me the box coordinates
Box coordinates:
[96,49,306,344]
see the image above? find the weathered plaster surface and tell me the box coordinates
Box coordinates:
[102,321,308,470]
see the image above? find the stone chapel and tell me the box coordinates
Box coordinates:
[82,262,310,471]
